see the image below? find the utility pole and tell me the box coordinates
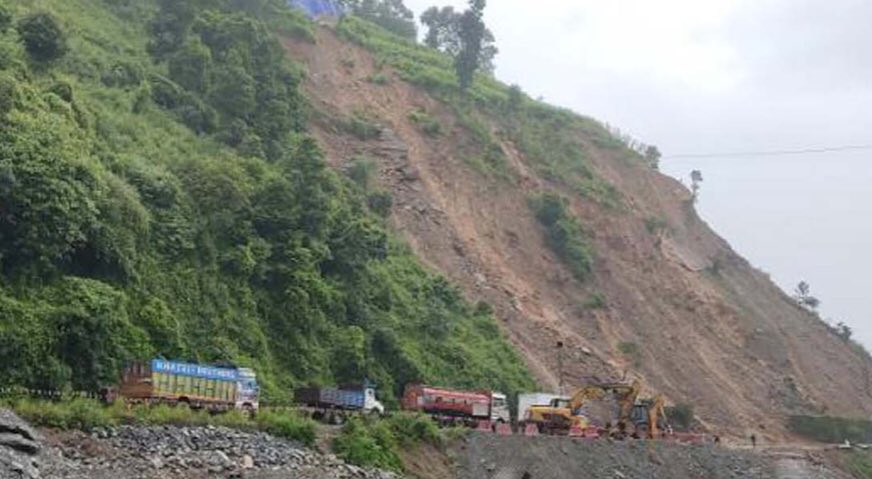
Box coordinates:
[557,341,565,395]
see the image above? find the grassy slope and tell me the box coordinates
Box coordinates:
[0,0,533,403]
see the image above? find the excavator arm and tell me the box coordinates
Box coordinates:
[647,395,667,439]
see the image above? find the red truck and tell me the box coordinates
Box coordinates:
[401,385,510,425]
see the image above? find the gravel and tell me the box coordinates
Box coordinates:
[451,433,776,479]
[0,409,400,479]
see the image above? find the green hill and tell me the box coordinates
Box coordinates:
[0,0,533,403]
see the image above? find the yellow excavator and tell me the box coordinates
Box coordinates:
[630,394,668,439]
[525,379,641,435]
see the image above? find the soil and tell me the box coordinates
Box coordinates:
[281,25,872,439]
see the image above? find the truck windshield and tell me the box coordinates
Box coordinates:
[240,380,258,393]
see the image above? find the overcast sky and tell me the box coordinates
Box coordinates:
[404,0,872,348]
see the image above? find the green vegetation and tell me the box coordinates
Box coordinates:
[645,216,669,235]
[529,192,595,281]
[408,108,442,137]
[0,0,533,406]
[337,15,629,206]
[338,110,383,140]
[420,1,497,90]
[367,72,389,85]
[788,415,872,444]
[8,398,317,445]
[843,451,872,478]
[341,0,417,40]
[333,413,442,472]
[618,341,641,368]
[16,13,68,62]
[583,292,607,310]
[346,156,393,218]
[665,403,694,431]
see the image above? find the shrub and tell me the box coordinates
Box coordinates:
[0,5,12,33]
[333,417,404,472]
[583,293,606,310]
[408,108,442,137]
[529,192,595,281]
[339,112,382,141]
[367,191,393,218]
[385,413,441,447]
[367,73,389,85]
[12,398,116,431]
[0,74,16,114]
[17,13,68,62]
[644,216,669,235]
[844,451,872,478]
[348,157,377,191]
[618,341,641,367]
[255,409,317,447]
[666,403,694,431]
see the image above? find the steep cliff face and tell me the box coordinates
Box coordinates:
[284,24,872,436]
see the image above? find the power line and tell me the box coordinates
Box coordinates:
[664,144,872,160]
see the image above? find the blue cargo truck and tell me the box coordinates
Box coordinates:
[119,359,259,412]
[294,384,384,423]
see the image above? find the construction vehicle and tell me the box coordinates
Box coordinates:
[118,359,259,411]
[525,379,641,435]
[516,392,566,424]
[630,394,668,439]
[401,385,510,425]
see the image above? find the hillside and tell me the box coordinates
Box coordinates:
[0,0,532,405]
[282,17,872,436]
[1,0,870,440]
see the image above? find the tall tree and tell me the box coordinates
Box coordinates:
[794,280,820,311]
[690,169,703,202]
[420,6,458,51]
[454,0,491,90]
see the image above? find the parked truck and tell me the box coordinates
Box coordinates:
[401,384,510,425]
[118,359,259,411]
[294,384,384,423]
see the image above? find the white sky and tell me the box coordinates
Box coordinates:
[404,0,872,348]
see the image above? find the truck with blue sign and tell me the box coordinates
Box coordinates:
[294,384,384,423]
[118,359,259,412]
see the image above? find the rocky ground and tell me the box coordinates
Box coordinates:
[448,433,850,479]
[0,409,398,479]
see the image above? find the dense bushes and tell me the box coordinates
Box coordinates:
[17,13,68,62]
[333,413,442,472]
[665,403,694,431]
[0,6,12,33]
[0,0,533,404]
[529,192,595,281]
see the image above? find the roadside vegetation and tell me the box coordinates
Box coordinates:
[0,0,534,407]
[6,398,318,446]
[333,413,447,472]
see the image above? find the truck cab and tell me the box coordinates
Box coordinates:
[491,392,510,423]
[364,385,385,415]
[235,367,259,411]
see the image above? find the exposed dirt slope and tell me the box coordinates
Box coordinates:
[283,27,872,437]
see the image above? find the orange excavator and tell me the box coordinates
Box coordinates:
[525,379,641,435]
